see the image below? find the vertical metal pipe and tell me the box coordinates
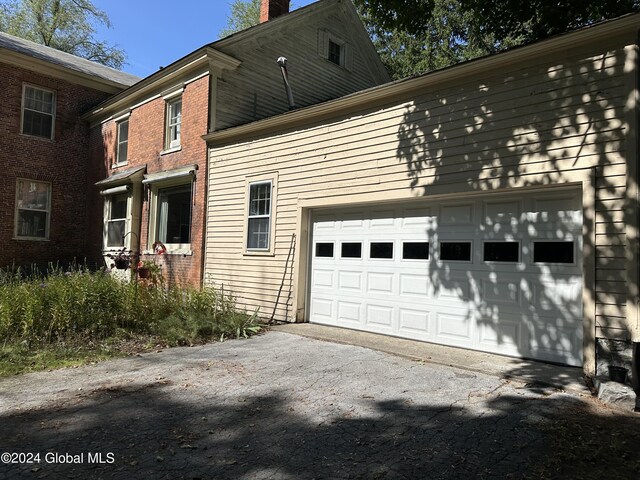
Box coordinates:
[277,57,295,110]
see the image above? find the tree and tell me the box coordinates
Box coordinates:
[354,0,640,79]
[0,0,126,69]
[219,0,261,38]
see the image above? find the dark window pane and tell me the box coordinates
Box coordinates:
[110,194,127,220]
[370,242,393,259]
[23,110,52,138]
[107,220,125,247]
[484,242,519,262]
[403,242,429,260]
[247,218,269,249]
[341,242,362,258]
[440,242,471,261]
[328,40,341,65]
[534,241,574,263]
[315,242,334,257]
[158,186,191,244]
[17,210,47,238]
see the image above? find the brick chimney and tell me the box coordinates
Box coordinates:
[260,0,290,23]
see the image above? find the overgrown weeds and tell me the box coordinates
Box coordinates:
[0,265,262,376]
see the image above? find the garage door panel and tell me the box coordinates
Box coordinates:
[338,270,362,291]
[398,309,431,335]
[435,310,474,344]
[312,269,334,288]
[365,304,394,329]
[309,190,583,366]
[400,274,431,297]
[367,272,394,295]
[477,320,521,353]
[337,301,361,324]
[481,279,522,306]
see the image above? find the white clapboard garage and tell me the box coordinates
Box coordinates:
[308,189,584,366]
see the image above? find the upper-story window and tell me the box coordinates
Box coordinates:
[165,97,182,149]
[116,119,129,165]
[21,85,55,140]
[328,39,342,66]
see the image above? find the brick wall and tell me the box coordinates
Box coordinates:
[89,75,210,286]
[0,62,111,270]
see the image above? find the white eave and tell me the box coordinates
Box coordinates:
[84,48,241,122]
[204,12,640,147]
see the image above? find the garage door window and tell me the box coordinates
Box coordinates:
[341,242,362,258]
[483,241,519,263]
[315,242,334,258]
[402,242,429,260]
[533,241,574,264]
[440,241,472,261]
[370,242,393,259]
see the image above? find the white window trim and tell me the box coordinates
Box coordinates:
[102,189,132,251]
[146,175,194,255]
[115,118,129,166]
[317,29,352,71]
[164,96,182,150]
[14,178,52,241]
[20,83,56,141]
[244,173,278,256]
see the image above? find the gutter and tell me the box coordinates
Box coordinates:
[204,12,640,146]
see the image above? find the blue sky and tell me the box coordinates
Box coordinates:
[93,0,316,78]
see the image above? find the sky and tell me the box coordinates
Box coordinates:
[93,0,316,78]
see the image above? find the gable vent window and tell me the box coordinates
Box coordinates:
[328,39,342,65]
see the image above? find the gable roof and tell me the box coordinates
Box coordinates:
[203,11,640,146]
[0,31,140,92]
[84,0,389,122]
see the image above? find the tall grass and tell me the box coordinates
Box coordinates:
[0,266,260,347]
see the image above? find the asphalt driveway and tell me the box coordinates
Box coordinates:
[0,331,638,479]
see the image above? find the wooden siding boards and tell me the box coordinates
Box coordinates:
[213,0,389,131]
[205,28,638,356]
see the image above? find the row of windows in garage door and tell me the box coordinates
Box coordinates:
[314,240,575,264]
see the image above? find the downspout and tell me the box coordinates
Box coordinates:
[633,30,640,403]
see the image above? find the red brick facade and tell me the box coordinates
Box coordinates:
[89,75,210,286]
[0,62,111,270]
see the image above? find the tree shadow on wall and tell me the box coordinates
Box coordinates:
[395,43,633,365]
[1,384,639,479]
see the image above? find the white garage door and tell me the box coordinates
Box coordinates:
[309,190,583,366]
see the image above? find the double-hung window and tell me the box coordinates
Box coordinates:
[165,97,182,149]
[116,119,129,164]
[106,193,128,248]
[247,181,272,251]
[15,179,51,239]
[21,85,55,139]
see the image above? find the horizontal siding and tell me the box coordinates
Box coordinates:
[206,40,632,336]
[214,5,386,130]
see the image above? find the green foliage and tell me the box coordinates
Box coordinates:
[354,0,640,79]
[0,267,262,374]
[0,0,126,68]
[219,0,261,38]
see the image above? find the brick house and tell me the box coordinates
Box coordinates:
[86,0,389,286]
[0,32,139,271]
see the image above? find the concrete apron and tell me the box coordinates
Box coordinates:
[274,324,640,411]
[272,323,592,395]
